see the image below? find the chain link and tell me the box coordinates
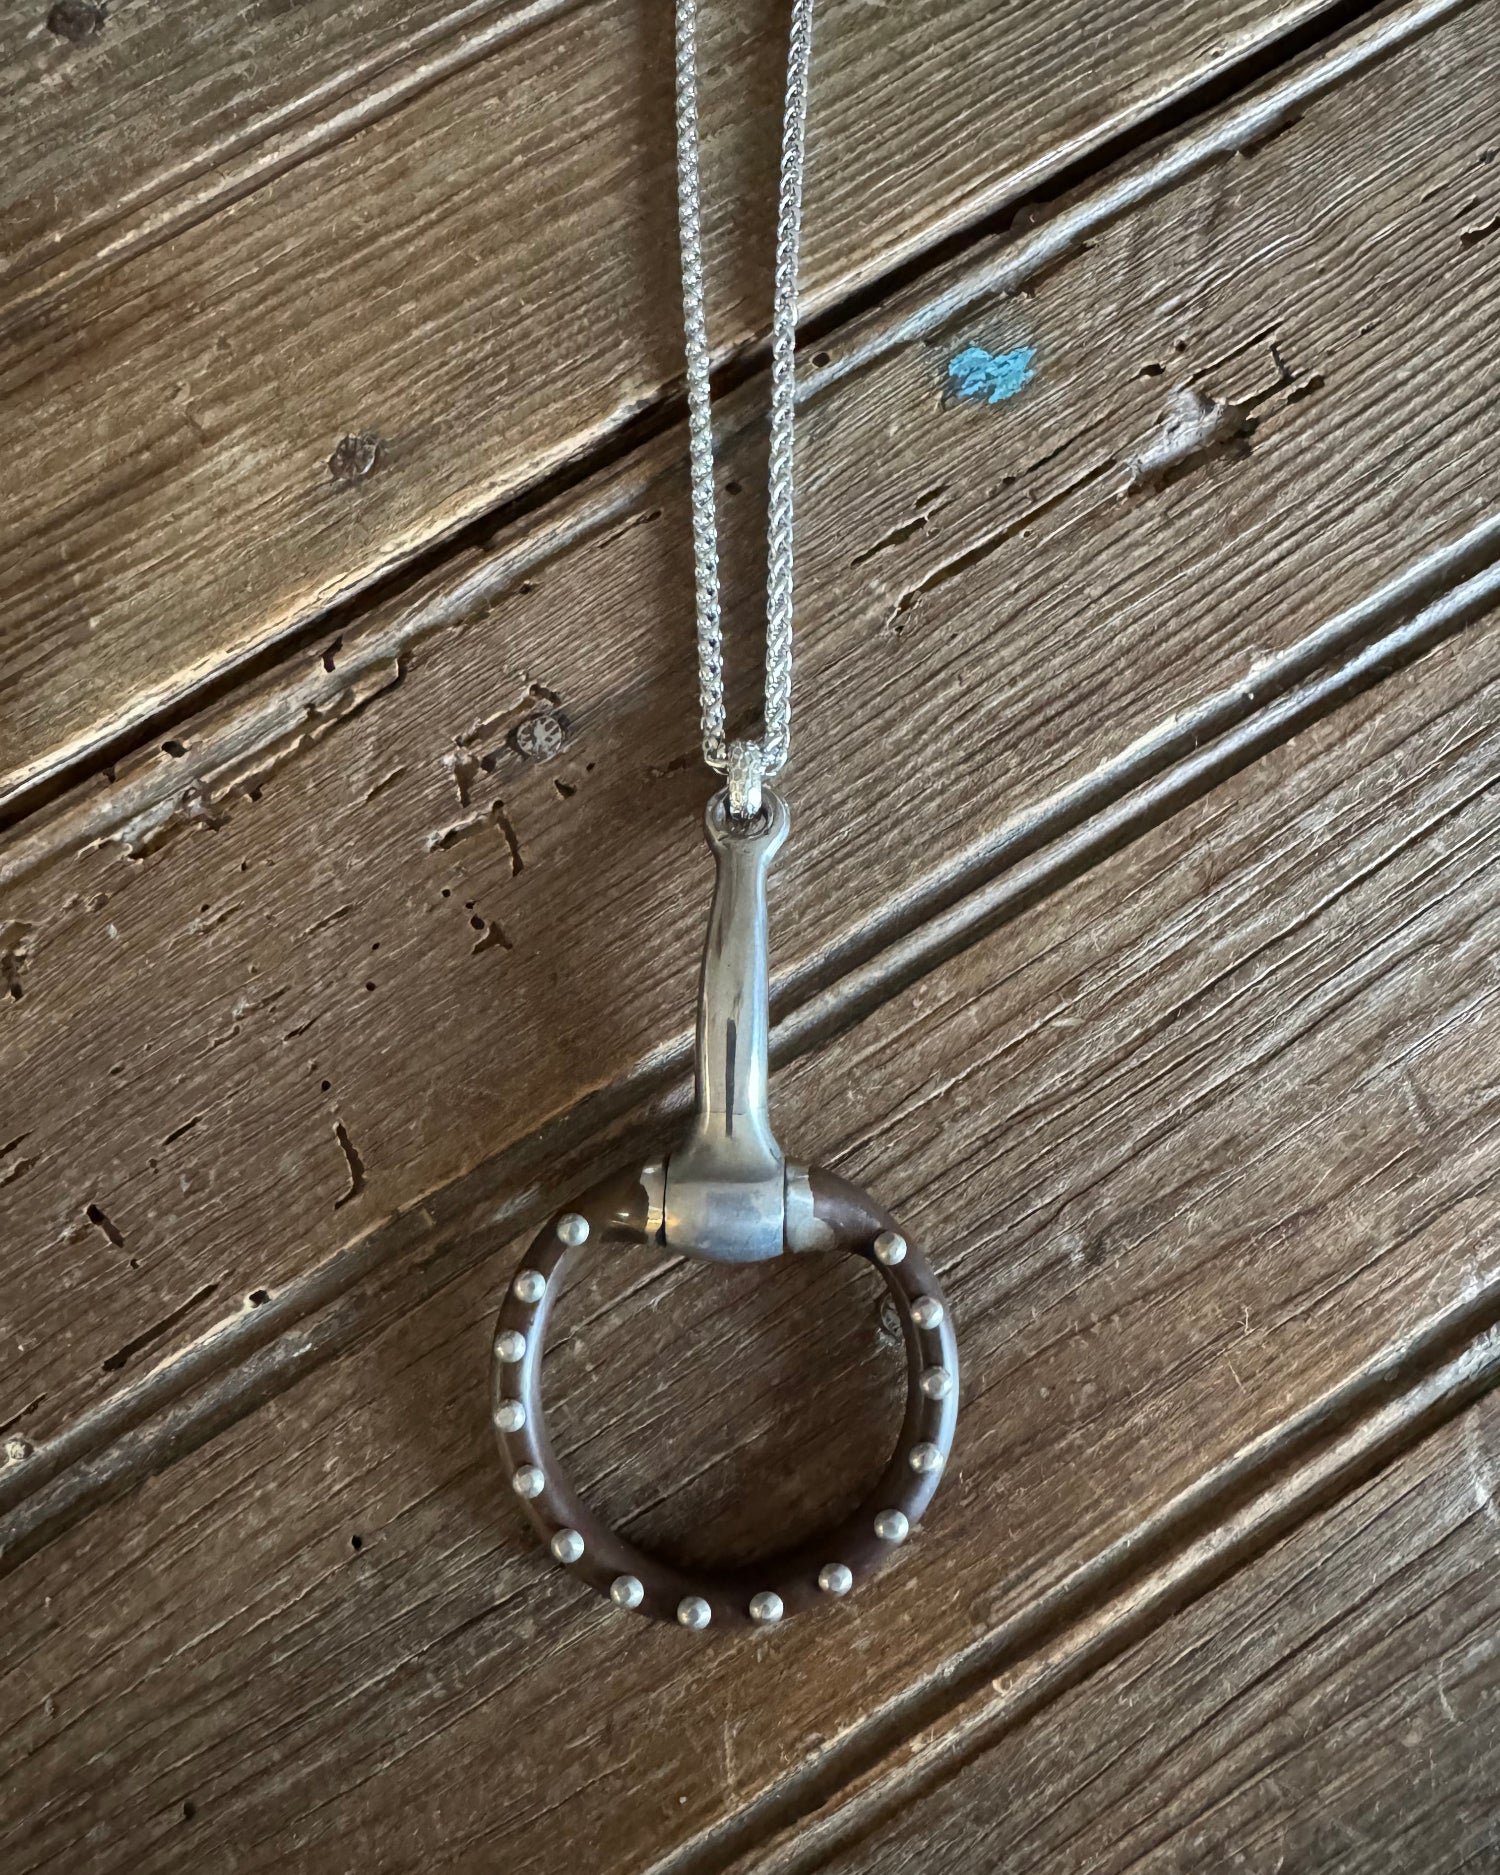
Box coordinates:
[674,0,816,813]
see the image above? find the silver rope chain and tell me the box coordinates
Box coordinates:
[674,0,816,819]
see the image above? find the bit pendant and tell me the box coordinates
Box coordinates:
[491,788,959,1626]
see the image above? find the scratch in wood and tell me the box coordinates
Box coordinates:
[647,749,697,783]
[0,1396,44,1442]
[1285,372,1326,406]
[101,1282,220,1373]
[333,1121,366,1210]
[722,1716,739,1801]
[599,506,663,549]
[887,458,1113,631]
[189,902,240,935]
[161,1117,200,1146]
[850,514,932,570]
[1235,105,1304,159]
[304,904,353,937]
[361,765,407,805]
[428,814,483,851]
[427,798,523,871]
[103,656,407,863]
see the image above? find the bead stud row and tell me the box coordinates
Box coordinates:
[497,1214,953,1626]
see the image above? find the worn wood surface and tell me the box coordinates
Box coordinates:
[0,0,1342,812]
[817,1395,1500,1875]
[1,530,1496,1869]
[0,0,1495,1468]
[3,0,1499,1870]
[1,0,1339,310]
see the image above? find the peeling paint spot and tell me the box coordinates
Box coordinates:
[948,344,1036,405]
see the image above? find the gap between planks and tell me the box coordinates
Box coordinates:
[0,0,1396,335]
[0,525,1496,1573]
[0,0,1465,836]
[662,1279,1500,1875]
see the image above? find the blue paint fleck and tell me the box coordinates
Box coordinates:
[947,344,1037,404]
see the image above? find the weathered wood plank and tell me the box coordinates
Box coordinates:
[0,0,1407,808]
[0,0,1493,1461]
[0,515,1496,1871]
[1,0,1345,315]
[812,1396,1500,1875]
[0,0,565,297]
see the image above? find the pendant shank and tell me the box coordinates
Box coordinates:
[662,787,789,1262]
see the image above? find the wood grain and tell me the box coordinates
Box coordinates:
[0,0,1390,809]
[814,1396,1500,1875]
[0,0,571,298]
[0,0,1494,1465]
[0,525,1495,1872]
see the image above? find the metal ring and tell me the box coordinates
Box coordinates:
[490,1163,959,1627]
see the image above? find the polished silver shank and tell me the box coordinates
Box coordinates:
[663,788,789,1261]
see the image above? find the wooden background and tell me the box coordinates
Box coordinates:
[1,0,1497,1868]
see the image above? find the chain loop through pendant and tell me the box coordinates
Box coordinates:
[489,0,959,1628]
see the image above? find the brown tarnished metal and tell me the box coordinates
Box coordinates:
[490,1162,959,1628]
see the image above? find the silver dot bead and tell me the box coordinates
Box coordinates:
[911,1296,945,1331]
[550,1528,585,1564]
[495,1328,527,1364]
[817,1563,853,1596]
[920,1365,953,1400]
[512,1464,546,1499]
[873,1230,907,1266]
[748,1590,784,1625]
[555,1212,590,1247]
[512,1268,547,1305]
[909,1442,945,1475]
[493,1398,526,1434]
[676,1595,713,1630]
[874,1509,910,1544]
[610,1574,644,1609]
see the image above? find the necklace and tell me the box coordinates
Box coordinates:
[490,0,958,1629]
